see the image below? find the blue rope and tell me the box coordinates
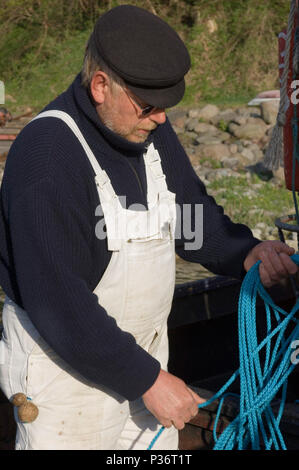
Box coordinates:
[147,255,299,450]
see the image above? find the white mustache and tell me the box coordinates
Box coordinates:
[137,127,156,132]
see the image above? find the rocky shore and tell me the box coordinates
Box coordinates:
[167,101,289,235]
[166,100,299,281]
[168,100,281,186]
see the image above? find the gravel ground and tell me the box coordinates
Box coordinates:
[176,256,212,283]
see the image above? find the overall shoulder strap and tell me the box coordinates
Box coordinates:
[31,110,110,187]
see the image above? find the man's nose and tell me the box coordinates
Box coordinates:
[150,109,166,125]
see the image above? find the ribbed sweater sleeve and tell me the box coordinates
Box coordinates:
[176,167,261,279]
[8,176,160,401]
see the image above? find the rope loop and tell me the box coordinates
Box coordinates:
[148,255,299,450]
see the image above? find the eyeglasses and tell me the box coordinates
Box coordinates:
[124,89,157,117]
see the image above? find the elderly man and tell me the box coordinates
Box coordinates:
[0,5,297,450]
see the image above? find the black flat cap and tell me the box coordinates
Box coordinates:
[91,5,191,108]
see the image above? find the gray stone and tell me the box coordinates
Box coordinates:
[172,125,185,134]
[236,106,261,117]
[172,116,186,129]
[247,143,264,161]
[248,143,261,152]
[217,131,231,142]
[239,139,253,148]
[185,131,198,140]
[229,144,238,154]
[272,166,285,182]
[241,148,256,163]
[167,108,187,126]
[205,168,240,181]
[198,143,230,161]
[188,109,200,119]
[196,167,211,178]
[231,122,268,140]
[232,152,252,167]
[252,228,263,239]
[228,122,240,135]
[260,101,280,125]
[211,109,237,126]
[247,116,266,125]
[235,141,245,153]
[221,157,242,170]
[253,149,264,161]
[194,122,219,134]
[198,104,220,121]
[196,135,223,145]
[194,167,211,185]
[185,118,199,132]
[232,115,247,126]
[195,130,231,145]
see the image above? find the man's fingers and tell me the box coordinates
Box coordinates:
[259,251,298,287]
[278,243,295,256]
[244,240,298,288]
[265,240,295,256]
[188,387,206,405]
[160,419,173,429]
[171,419,185,430]
[259,249,289,280]
[278,252,298,275]
[142,370,207,430]
[259,263,272,288]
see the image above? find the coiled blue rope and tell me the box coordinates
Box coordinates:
[148,255,299,450]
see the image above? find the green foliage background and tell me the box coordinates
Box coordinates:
[0,0,291,111]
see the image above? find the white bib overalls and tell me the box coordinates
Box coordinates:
[0,111,179,450]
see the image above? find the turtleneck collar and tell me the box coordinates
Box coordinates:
[71,73,159,155]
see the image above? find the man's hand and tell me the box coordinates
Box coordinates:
[142,369,205,430]
[244,240,298,288]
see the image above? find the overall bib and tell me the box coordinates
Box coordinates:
[0,111,179,450]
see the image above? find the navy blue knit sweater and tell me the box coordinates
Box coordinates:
[0,73,260,400]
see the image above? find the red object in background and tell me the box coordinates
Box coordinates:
[280,17,299,190]
[0,135,16,141]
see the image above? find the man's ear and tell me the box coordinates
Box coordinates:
[90,71,109,104]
